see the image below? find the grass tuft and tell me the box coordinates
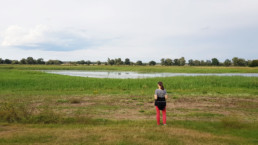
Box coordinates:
[69,98,81,104]
[220,115,249,129]
[56,99,69,103]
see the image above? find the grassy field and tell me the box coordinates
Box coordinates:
[0,65,258,144]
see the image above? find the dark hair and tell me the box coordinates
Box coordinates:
[158,81,164,90]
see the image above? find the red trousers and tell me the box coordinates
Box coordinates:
[155,106,166,125]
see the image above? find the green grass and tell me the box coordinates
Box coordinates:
[0,65,258,144]
[0,69,257,98]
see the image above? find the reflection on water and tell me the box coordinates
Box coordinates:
[42,70,258,79]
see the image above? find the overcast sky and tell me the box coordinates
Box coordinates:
[0,0,258,62]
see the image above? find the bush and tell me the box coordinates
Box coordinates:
[0,102,62,124]
[0,102,34,123]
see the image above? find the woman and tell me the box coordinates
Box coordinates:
[154,81,168,125]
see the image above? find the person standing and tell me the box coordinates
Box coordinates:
[154,81,168,125]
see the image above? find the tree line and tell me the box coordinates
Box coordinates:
[0,57,63,65]
[0,57,257,67]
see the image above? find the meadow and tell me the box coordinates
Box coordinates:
[0,65,258,145]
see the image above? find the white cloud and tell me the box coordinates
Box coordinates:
[0,25,102,51]
[1,25,48,47]
[0,0,258,61]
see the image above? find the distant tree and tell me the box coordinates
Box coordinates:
[200,60,206,66]
[77,60,86,65]
[107,58,115,65]
[26,57,36,64]
[193,60,200,66]
[11,60,19,64]
[211,58,219,66]
[160,58,165,66]
[188,59,194,66]
[96,61,101,65]
[237,58,247,66]
[4,59,12,64]
[149,60,156,66]
[232,57,239,66]
[232,57,246,66]
[164,58,173,66]
[224,59,232,66]
[249,60,258,67]
[57,60,63,65]
[68,61,76,65]
[115,58,123,65]
[36,58,45,64]
[104,62,108,65]
[110,59,115,65]
[136,60,143,65]
[173,59,179,66]
[107,58,111,65]
[179,57,186,66]
[124,58,130,65]
[46,60,63,65]
[247,60,252,67]
[206,60,212,66]
[130,62,135,65]
[20,58,27,64]
[0,58,3,64]
[86,60,91,65]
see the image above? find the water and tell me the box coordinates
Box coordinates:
[43,70,258,79]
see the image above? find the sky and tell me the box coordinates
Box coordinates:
[0,0,258,62]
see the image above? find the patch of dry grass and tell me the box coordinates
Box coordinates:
[0,123,249,145]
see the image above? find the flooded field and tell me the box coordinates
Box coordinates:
[43,70,258,79]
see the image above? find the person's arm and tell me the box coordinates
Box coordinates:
[154,90,158,100]
[154,94,158,100]
[165,94,168,99]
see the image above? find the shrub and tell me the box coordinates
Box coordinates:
[0,102,62,124]
[0,102,34,123]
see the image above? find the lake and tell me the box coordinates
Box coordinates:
[42,70,258,79]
